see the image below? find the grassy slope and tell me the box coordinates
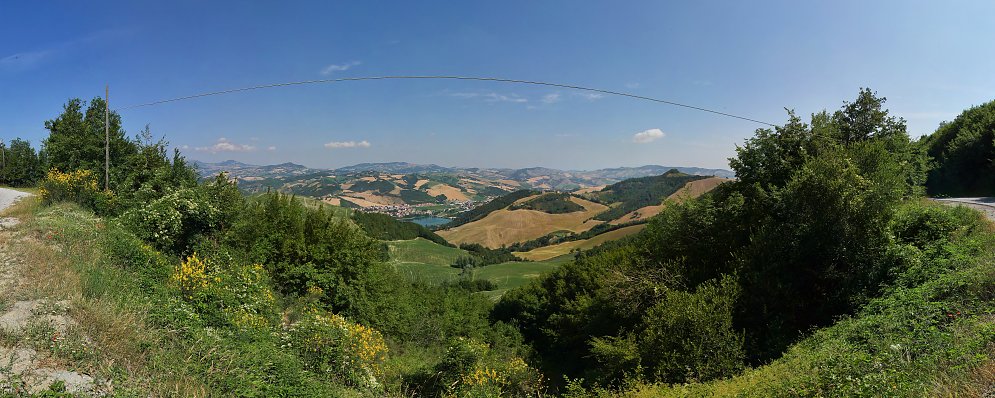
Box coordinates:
[475,257,569,300]
[514,224,648,261]
[1,199,362,396]
[438,197,608,248]
[388,238,470,283]
[621,202,995,397]
[388,237,565,299]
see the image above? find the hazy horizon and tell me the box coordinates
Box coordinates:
[189,157,736,173]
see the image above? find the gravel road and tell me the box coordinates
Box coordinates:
[0,187,31,212]
[935,197,995,221]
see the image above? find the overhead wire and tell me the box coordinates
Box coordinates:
[116,75,776,126]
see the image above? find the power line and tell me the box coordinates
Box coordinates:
[116,75,776,126]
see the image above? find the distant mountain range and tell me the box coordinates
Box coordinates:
[192,160,734,181]
[188,160,735,209]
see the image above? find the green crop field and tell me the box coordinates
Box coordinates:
[387,238,567,297]
[473,257,567,299]
[388,237,467,266]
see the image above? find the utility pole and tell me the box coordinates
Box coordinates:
[1,139,6,182]
[105,85,110,191]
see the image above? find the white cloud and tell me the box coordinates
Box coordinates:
[542,93,561,104]
[632,128,665,144]
[450,92,527,103]
[484,93,527,103]
[320,60,361,75]
[575,92,604,101]
[324,140,371,149]
[195,137,256,153]
[267,146,277,151]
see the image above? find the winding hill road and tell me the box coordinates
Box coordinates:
[934,197,995,221]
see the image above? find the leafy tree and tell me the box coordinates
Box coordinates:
[43,97,139,189]
[921,99,995,196]
[0,138,43,186]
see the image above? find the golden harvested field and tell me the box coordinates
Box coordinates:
[348,191,405,205]
[514,224,647,261]
[427,183,470,201]
[609,177,731,225]
[573,185,606,194]
[439,196,608,248]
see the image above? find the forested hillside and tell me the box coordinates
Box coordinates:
[586,170,707,221]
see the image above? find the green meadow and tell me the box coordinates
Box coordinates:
[387,237,565,298]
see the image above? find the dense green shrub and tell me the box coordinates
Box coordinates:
[121,187,222,253]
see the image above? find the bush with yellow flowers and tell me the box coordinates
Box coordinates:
[433,337,545,398]
[171,251,280,331]
[173,252,209,299]
[285,310,389,391]
[39,168,115,213]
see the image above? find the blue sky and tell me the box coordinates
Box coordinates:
[2,1,994,170]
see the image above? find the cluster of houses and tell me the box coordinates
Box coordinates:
[359,204,424,218]
[358,199,487,219]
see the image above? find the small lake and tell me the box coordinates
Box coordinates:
[406,216,452,227]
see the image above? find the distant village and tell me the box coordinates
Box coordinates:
[357,199,484,219]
